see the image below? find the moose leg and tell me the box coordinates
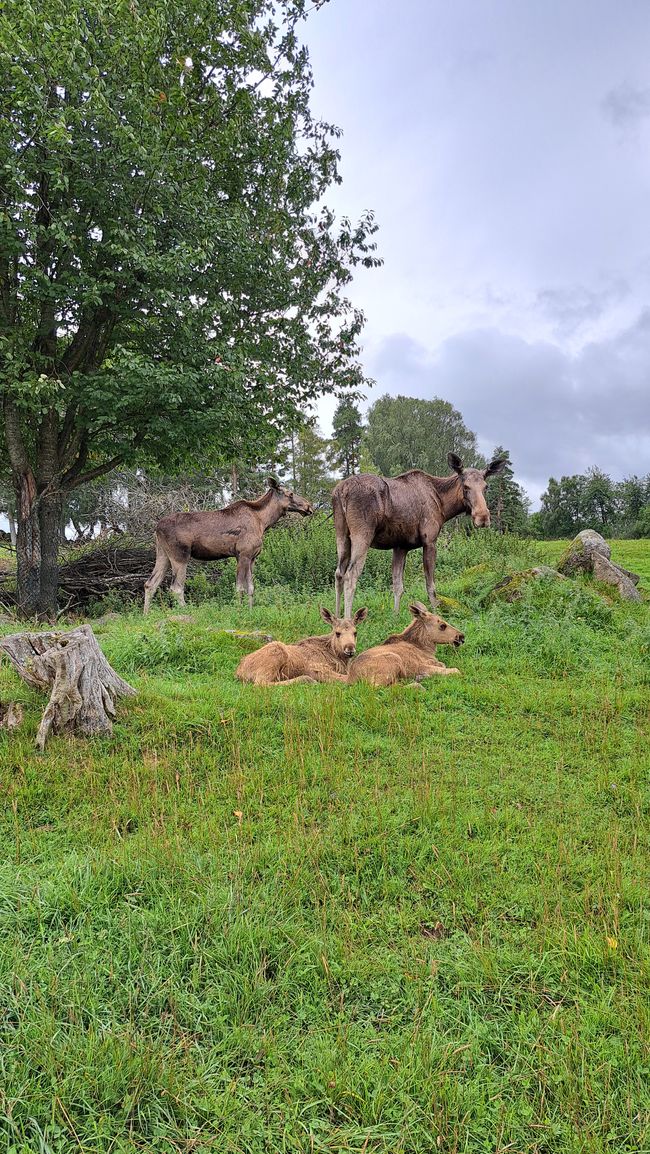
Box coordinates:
[343,537,372,617]
[169,557,189,607]
[235,556,250,607]
[245,558,255,610]
[335,538,351,617]
[143,539,170,614]
[423,541,438,607]
[391,548,408,612]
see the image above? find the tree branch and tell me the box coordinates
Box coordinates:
[62,431,145,491]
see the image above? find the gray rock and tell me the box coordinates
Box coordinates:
[592,553,642,602]
[559,529,641,601]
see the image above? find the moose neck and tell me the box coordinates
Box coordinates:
[431,474,466,524]
[259,489,287,530]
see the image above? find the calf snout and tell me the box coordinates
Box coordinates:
[343,644,356,657]
[454,632,465,647]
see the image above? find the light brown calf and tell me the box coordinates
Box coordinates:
[347,602,464,687]
[235,607,368,686]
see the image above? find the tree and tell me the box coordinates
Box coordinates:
[633,503,650,538]
[617,474,650,535]
[363,394,482,478]
[0,0,380,616]
[282,418,334,507]
[486,446,530,534]
[581,468,617,534]
[329,396,364,477]
[536,475,587,538]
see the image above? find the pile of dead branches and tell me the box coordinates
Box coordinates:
[58,544,155,608]
[57,542,223,610]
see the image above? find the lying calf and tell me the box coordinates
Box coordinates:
[347,602,464,687]
[236,606,368,685]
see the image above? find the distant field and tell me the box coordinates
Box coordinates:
[0,536,648,1152]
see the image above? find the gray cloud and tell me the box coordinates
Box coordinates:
[369,314,650,498]
[535,280,630,340]
[602,82,650,127]
[305,0,650,504]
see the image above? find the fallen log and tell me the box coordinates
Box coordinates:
[0,625,136,750]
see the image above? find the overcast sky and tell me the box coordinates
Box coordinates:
[304,0,650,504]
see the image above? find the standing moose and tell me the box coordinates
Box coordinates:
[143,478,312,612]
[332,453,506,615]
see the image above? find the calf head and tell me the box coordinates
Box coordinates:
[408,602,465,648]
[320,605,368,659]
[448,453,507,528]
[269,476,313,516]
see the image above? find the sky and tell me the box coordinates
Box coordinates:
[303,0,650,505]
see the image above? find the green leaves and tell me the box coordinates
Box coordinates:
[363,395,483,479]
[1,0,380,475]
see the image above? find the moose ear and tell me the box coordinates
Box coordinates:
[484,457,507,478]
[320,606,335,624]
[408,601,428,617]
[353,607,368,624]
[447,452,464,474]
[268,475,281,491]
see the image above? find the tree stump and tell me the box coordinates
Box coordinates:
[0,625,136,749]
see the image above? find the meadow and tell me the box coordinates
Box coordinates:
[0,529,648,1154]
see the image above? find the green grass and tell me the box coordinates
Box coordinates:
[0,539,648,1153]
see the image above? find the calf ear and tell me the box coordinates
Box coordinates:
[447,452,464,474]
[268,475,281,490]
[320,606,335,624]
[408,601,428,617]
[353,607,368,624]
[484,457,507,478]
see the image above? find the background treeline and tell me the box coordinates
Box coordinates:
[2,392,648,546]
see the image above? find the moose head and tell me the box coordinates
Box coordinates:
[447,453,507,528]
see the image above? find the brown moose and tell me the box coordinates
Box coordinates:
[235,607,368,685]
[332,452,506,615]
[347,602,464,687]
[143,478,312,613]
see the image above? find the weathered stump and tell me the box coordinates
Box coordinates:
[0,625,136,749]
[558,530,642,602]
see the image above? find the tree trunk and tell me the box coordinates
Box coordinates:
[38,487,63,620]
[13,469,42,617]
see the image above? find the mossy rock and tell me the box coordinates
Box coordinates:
[488,566,564,603]
[436,594,469,617]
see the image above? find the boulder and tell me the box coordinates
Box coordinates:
[558,530,641,602]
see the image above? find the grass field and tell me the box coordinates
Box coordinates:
[0,536,648,1153]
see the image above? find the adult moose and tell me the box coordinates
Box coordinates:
[332,453,506,616]
[143,479,312,613]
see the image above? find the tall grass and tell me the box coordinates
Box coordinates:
[0,535,648,1153]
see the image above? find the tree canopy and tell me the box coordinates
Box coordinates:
[0,0,381,613]
[362,394,483,478]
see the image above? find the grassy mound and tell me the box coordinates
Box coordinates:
[0,538,648,1153]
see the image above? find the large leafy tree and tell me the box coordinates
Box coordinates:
[362,394,482,478]
[0,0,380,616]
